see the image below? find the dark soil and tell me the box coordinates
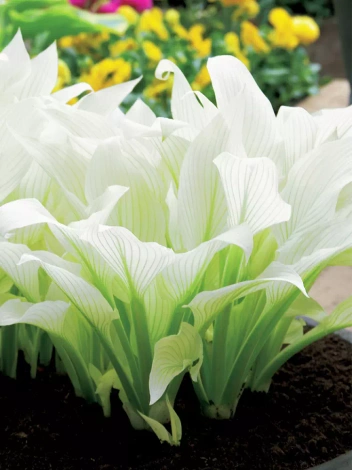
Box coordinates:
[0,332,351,470]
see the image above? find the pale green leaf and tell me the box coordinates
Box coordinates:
[149,322,203,405]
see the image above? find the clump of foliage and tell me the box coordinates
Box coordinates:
[0,32,351,446]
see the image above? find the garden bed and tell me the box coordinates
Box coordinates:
[1,331,351,470]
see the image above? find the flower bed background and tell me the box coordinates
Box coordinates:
[0,0,322,115]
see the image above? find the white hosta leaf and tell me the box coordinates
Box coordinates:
[149,323,203,405]
[0,30,30,95]
[43,102,116,140]
[0,196,123,305]
[215,152,291,234]
[11,129,90,208]
[81,225,175,298]
[126,99,156,126]
[0,125,31,202]
[52,83,93,103]
[18,161,52,202]
[318,295,352,331]
[177,113,233,250]
[0,299,69,334]
[207,56,280,159]
[17,43,58,99]
[155,60,216,138]
[276,106,317,177]
[85,137,166,244]
[152,135,189,190]
[275,138,352,245]
[77,77,142,116]
[18,253,118,334]
[0,198,56,237]
[0,243,41,302]
[314,106,352,146]
[165,183,183,252]
[144,225,253,343]
[188,262,307,334]
[155,224,253,305]
[277,219,352,279]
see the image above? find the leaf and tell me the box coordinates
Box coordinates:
[17,42,58,99]
[154,224,253,305]
[77,77,142,116]
[177,113,231,250]
[155,60,217,139]
[214,152,291,234]
[85,137,167,244]
[207,56,280,160]
[0,298,69,333]
[149,323,203,405]
[276,106,317,177]
[81,225,175,298]
[188,261,307,334]
[275,138,352,245]
[8,5,103,44]
[0,242,41,302]
[52,83,93,104]
[18,253,118,334]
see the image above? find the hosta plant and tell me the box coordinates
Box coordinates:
[0,31,352,445]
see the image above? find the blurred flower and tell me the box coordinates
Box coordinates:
[59,32,109,54]
[80,57,132,90]
[53,60,72,92]
[69,0,152,13]
[173,24,189,40]
[120,0,153,12]
[192,64,211,91]
[292,16,320,45]
[188,24,212,58]
[138,7,169,40]
[224,32,249,68]
[142,40,163,62]
[118,5,139,24]
[232,0,259,19]
[221,0,248,5]
[165,9,180,25]
[109,38,137,55]
[241,21,270,53]
[268,8,299,50]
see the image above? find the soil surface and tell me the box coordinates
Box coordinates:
[0,333,351,470]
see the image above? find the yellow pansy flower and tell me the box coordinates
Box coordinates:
[292,16,320,45]
[232,0,259,19]
[53,60,71,92]
[165,9,180,25]
[109,38,137,56]
[80,58,132,91]
[59,32,109,54]
[192,65,211,91]
[58,36,74,49]
[268,7,299,50]
[138,8,169,41]
[142,40,163,62]
[118,5,139,25]
[241,21,270,53]
[188,24,212,58]
[224,32,250,68]
[173,24,189,40]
